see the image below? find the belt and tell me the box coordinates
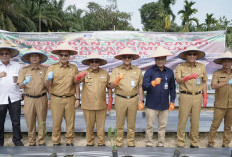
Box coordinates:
[180,91,202,95]
[51,93,74,98]
[116,94,138,99]
[25,93,46,98]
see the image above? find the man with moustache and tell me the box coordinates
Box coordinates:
[175,46,208,148]
[18,48,48,146]
[110,47,144,147]
[46,43,80,146]
[75,53,112,146]
[207,51,232,148]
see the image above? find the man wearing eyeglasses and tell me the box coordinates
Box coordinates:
[17,48,48,146]
[75,53,112,146]
[0,43,24,147]
[175,46,208,148]
[45,43,80,146]
[109,47,144,147]
[142,47,176,147]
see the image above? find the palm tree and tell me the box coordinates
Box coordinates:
[0,0,36,31]
[159,0,176,31]
[63,4,84,31]
[204,13,218,31]
[178,0,199,32]
[18,0,62,32]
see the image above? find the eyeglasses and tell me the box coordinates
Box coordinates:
[187,52,197,56]
[0,52,10,56]
[59,54,69,57]
[90,60,99,64]
[122,55,133,59]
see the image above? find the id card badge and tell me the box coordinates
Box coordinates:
[131,80,135,87]
[164,83,168,89]
[164,77,168,89]
[196,78,201,85]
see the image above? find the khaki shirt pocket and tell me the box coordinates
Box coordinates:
[85,78,94,86]
[218,77,227,83]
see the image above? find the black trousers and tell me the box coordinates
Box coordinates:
[0,97,22,146]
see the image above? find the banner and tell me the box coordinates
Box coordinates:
[0,31,226,76]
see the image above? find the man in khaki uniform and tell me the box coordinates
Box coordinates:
[45,43,80,146]
[175,46,208,148]
[208,51,232,148]
[75,53,112,146]
[110,47,144,147]
[18,48,48,146]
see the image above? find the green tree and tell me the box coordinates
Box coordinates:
[178,0,199,32]
[18,0,62,32]
[160,0,176,31]
[139,2,165,31]
[62,5,84,32]
[204,13,218,31]
[83,0,134,31]
[0,0,37,31]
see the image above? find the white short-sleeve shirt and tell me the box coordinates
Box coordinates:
[0,60,22,105]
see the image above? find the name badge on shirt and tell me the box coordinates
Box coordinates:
[196,78,201,85]
[164,77,168,89]
[164,83,168,89]
[131,80,135,87]
[100,75,106,79]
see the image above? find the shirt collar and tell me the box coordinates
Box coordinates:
[120,64,133,70]
[29,64,42,70]
[59,61,70,68]
[185,62,197,67]
[0,60,12,66]
[221,68,232,74]
[152,65,166,71]
[87,67,100,73]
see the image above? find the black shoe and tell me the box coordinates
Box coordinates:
[53,143,61,146]
[190,145,199,148]
[39,143,46,146]
[86,144,94,146]
[14,141,24,146]
[29,144,36,146]
[207,144,213,148]
[98,144,106,146]
[222,145,228,148]
[66,143,74,146]
[128,145,135,147]
[146,145,153,147]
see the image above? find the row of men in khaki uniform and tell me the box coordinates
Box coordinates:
[0,42,231,148]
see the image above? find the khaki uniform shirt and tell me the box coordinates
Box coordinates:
[81,68,110,110]
[110,65,143,96]
[175,62,208,93]
[18,64,47,95]
[45,62,78,96]
[211,69,232,108]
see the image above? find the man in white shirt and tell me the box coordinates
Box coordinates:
[0,43,24,147]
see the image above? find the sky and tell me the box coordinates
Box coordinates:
[64,0,232,30]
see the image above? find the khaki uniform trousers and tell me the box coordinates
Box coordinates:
[115,95,138,147]
[208,108,232,147]
[51,95,75,144]
[83,109,106,145]
[145,108,169,147]
[177,94,202,147]
[24,95,48,145]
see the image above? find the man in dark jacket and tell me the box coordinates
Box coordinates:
[143,47,176,147]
